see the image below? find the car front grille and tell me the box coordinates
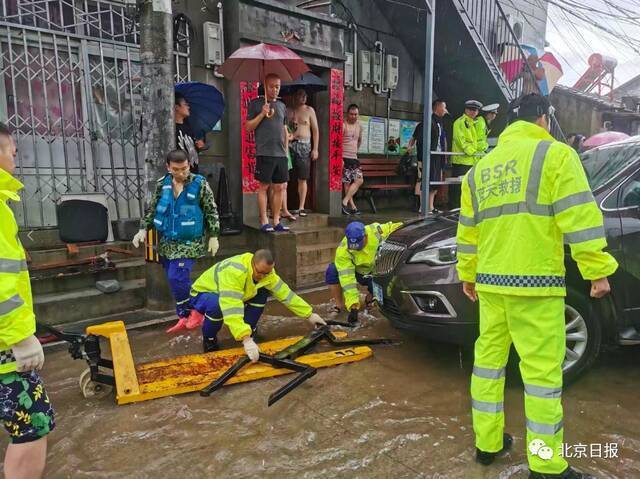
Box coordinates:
[374,241,407,275]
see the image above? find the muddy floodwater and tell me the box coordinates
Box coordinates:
[9,291,640,478]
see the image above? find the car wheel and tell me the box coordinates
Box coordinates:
[562,291,601,384]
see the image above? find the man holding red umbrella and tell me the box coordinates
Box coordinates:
[245,73,290,232]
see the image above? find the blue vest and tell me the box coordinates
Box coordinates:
[153,174,205,242]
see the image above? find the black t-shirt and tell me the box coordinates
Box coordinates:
[176,121,199,173]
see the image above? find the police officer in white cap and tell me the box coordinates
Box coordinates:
[477,103,500,153]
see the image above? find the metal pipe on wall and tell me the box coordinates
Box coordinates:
[352,24,363,92]
[420,0,436,216]
[214,1,225,78]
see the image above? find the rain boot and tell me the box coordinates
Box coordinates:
[529,467,596,479]
[476,433,513,465]
[166,317,188,334]
[185,310,204,329]
[203,337,219,353]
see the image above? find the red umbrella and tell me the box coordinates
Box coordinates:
[219,43,309,117]
[218,43,309,82]
[583,131,630,149]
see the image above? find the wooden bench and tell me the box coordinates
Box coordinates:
[358,158,413,213]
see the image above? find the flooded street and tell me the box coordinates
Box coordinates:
[10,291,640,479]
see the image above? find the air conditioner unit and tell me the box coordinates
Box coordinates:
[498,13,525,42]
[385,54,399,90]
[372,49,383,86]
[344,52,354,87]
[203,22,223,66]
[359,50,372,85]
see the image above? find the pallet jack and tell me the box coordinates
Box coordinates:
[41,319,392,406]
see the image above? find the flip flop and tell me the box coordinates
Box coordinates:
[299,210,308,217]
[260,223,275,233]
[282,214,297,221]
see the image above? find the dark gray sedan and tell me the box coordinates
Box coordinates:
[372,137,640,382]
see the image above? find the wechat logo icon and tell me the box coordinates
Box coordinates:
[529,439,554,461]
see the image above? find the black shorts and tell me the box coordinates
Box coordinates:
[0,371,55,444]
[290,141,312,180]
[255,156,289,184]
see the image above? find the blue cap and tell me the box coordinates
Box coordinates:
[345,222,366,250]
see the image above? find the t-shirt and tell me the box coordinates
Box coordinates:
[342,121,361,160]
[247,98,287,157]
[176,121,199,173]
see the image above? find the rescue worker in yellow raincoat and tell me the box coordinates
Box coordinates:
[456,94,617,479]
[325,221,402,322]
[0,123,55,478]
[189,249,326,357]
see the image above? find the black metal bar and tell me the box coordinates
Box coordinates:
[268,367,317,407]
[200,356,251,397]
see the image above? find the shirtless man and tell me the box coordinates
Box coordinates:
[287,89,319,216]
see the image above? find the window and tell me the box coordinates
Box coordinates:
[582,142,640,191]
[620,179,640,208]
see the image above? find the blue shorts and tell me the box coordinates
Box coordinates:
[325,263,373,293]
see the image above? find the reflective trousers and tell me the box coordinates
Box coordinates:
[193,288,269,341]
[472,292,568,474]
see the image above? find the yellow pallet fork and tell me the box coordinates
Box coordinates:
[40,320,391,406]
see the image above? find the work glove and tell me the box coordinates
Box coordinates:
[132,229,146,248]
[12,335,45,372]
[307,313,327,327]
[242,337,260,363]
[208,237,220,256]
[348,308,359,324]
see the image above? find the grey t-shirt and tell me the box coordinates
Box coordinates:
[247,98,287,157]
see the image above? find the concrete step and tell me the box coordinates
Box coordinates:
[27,241,142,266]
[34,278,146,325]
[30,258,146,296]
[296,262,328,288]
[287,213,329,230]
[292,226,343,245]
[296,242,337,266]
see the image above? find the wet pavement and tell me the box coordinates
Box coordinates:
[9,291,640,478]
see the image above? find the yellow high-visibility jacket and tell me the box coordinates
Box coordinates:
[0,169,35,374]
[452,114,481,166]
[335,222,403,310]
[191,252,312,340]
[475,116,489,153]
[456,120,618,296]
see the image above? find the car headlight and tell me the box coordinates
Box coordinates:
[407,245,458,265]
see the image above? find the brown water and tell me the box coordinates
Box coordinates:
[8,291,640,478]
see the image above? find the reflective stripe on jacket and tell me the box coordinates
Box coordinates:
[335,222,403,309]
[190,252,313,339]
[452,114,481,166]
[456,120,618,296]
[0,169,35,373]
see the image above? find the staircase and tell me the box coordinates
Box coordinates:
[288,214,343,288]
[28,237,250,326]
[450,0,565,140]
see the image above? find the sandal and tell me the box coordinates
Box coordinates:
[282,213,297,221]
[299,210,308,217]
[260,223,274,233]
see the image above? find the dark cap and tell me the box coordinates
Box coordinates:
[345,222,366,250]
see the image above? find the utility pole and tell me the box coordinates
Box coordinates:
[139,0,175,311]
